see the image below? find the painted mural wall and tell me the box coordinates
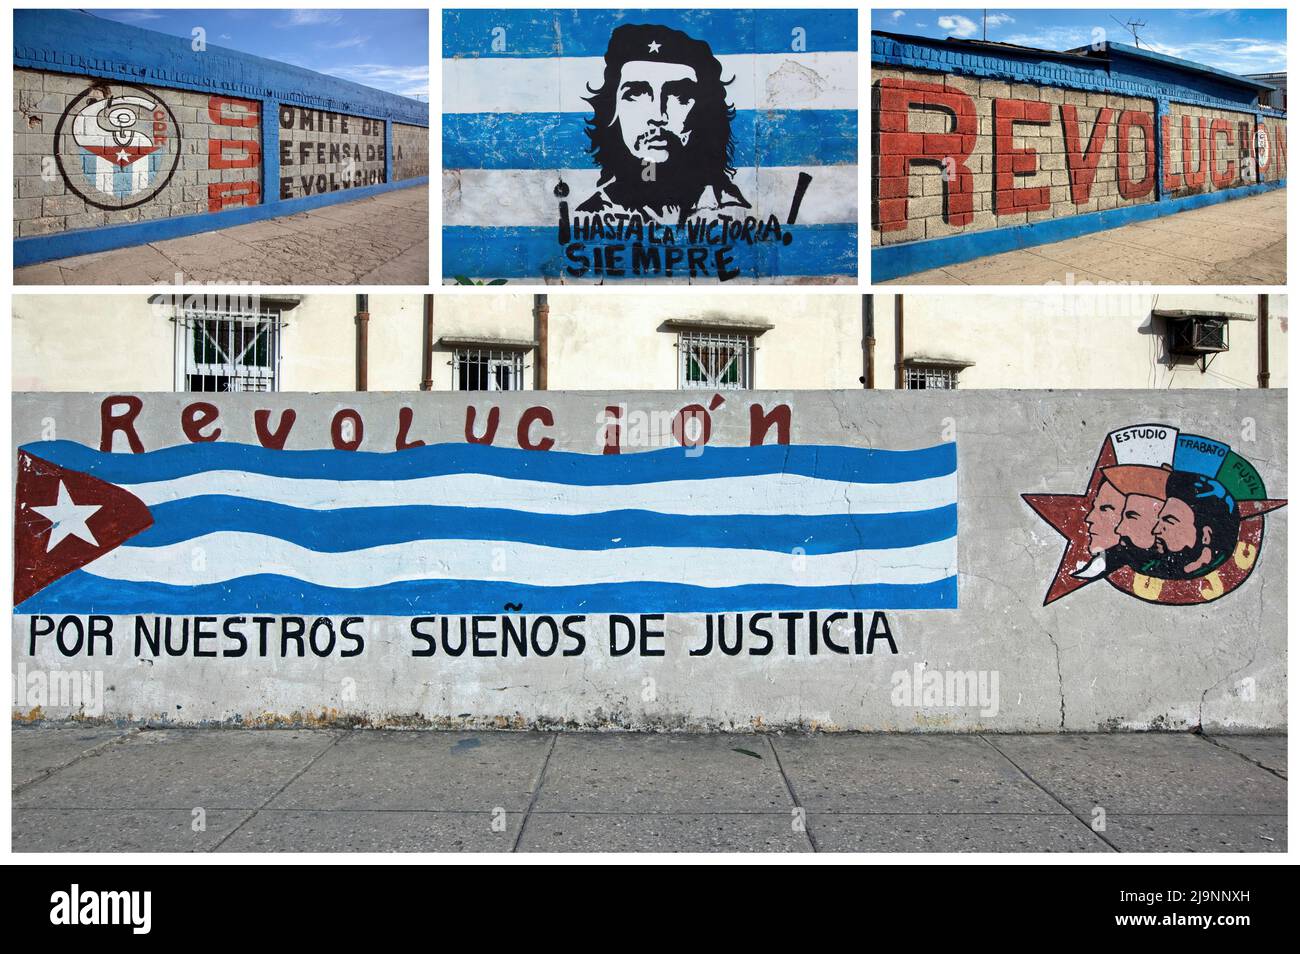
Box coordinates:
[13,9,429,265]
[871,33,1287,262]
[442,8,858,283]
[393,122,430,181]
[15,69,262,236]
[12,391,1286,732]
[277,106,387,199]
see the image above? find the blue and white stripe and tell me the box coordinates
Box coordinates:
[18,440,956,615]
[441,7,858,282]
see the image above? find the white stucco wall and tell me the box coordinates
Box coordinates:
[11,292,1287,393]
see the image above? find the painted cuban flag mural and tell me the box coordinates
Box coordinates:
[442,8,858,283]
[72,94,164,202]
[15,439,955,615]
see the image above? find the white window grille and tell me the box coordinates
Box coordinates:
[453,348,526,391]
[677,330,753,389]
[905,363,960,390]
[177,301,282,392]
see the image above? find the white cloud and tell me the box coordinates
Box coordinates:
[318,36,371,50]
[280,10,344,28]
[890,10,906,21]
[109,11,162,22]
[323,63,429,99]
[1003,27,1091,50]
[984,14,1015,29]
[937,15,979,38]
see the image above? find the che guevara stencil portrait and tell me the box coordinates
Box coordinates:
[442,8,858,283]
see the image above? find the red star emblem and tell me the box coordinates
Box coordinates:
[14,451,153,605]
[1023,439,1286,606]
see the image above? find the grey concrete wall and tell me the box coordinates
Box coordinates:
[392,123,429,182]
[11,390,1287,732]
[14,69,262,236]
[277,105,386,199]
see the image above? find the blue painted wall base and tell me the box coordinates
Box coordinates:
[872,180,1286,282]
[15,177,428,268]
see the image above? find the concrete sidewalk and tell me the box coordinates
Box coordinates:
[11,728,1285,853]
[14,185,428,286]
[883,188,1286,285]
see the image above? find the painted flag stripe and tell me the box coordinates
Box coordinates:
[133,498,959,555]
[442,110,857,170]
[84,532,955,589]
[24,441,954,486]
[443,166,858,227]
[114,468,955,516]
[18,572,956,615]
[442,52,858,113]
[442,8,858,59]
[444,223,857,279]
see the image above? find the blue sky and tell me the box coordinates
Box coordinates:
[91,9,429,100]
[874,8,1286,73]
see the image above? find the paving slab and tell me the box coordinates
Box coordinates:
[218,810,522,852]
[12,809,251,853]
[808,813,1110,852]
[12,725,133,788]
[535,733,792,813]
[519,812,811,852]
[880,188,1286,285]
[1204,735,1287,778]
[1103,814,1286,852]
[773,735,1065,814]
[268,731,552,812]
[14,728,337,810]
[985,734,1287,815]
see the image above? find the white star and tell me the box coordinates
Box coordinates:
[115,149,130,163]
[648,40,661,53]
[33,482,101,552]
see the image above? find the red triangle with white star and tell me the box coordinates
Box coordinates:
[13,451,153,605]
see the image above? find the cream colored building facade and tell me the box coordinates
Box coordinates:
[12,291,1287,392]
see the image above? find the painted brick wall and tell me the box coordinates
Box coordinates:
[1163,104,1287,197]
[13,9,429,265]
[277,106,387,200]
[13,68,260,237]
[393,122,430,181]
[873,67,1160,246]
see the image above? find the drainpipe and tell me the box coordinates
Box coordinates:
[420,294,434,391]
[1258,294,1270,389]
[534,293,549,390]
[862,295,875,389]
[894,295,905,390]
[355,294,369,391]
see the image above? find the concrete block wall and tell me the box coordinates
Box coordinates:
[874,69,1157,245]
[871,32,1287,272]
[14,68,261,237]
[13,9,428,265]
[393,122,430,181]
[11,390,1287,732]
[1163,104,1287,196]
[278,106,387,200]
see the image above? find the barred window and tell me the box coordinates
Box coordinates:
[453,348,526,391]
[177,301,282,392]
[678,330,752,390]
[905,363,960,390]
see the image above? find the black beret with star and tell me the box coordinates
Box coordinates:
[600,23,724,82]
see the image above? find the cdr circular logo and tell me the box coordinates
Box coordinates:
[53,82,181,211]
[1256,127,1271,169]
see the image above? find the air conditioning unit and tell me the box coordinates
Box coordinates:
[1167,316,1229,355]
